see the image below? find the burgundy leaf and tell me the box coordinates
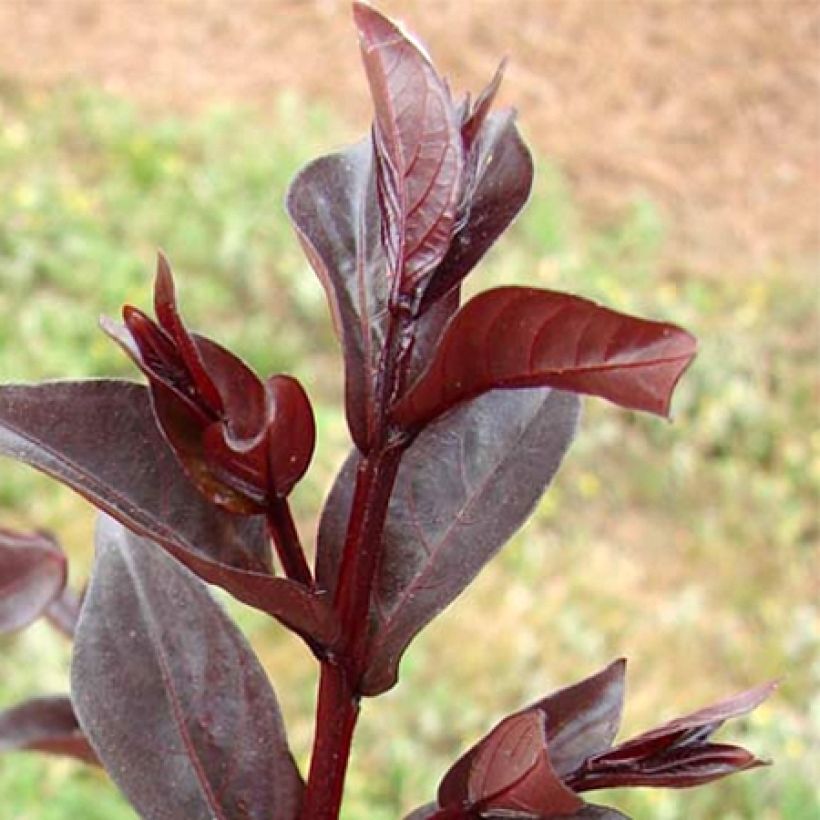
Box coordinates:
[354,2,464,299]
[0,696,99,766]
[419,111,533,313]
[394,287,697,428]
[286,138,385,450]
[571,681,776,791]
[265,374,317,497]
[528,659,626,778]
[0,380,337,645]
[105,256,316,512]
[71,515,303,820]
[317,387,579,694]
[439,711,582,817]
[0,527,66,634]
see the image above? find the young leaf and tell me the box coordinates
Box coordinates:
[317,387,579,694]
[0,380,337,645]
[354,2,464,299]
[0,527,67,634]
[573,681,776,791]
[71,515,303,820]
[394,287,697,428]
[419,111,534,312]
[106,256,316,512]
[286,138,385,450]
[527,658,626,778]
[0,696,99,766]
[439,711,583,817]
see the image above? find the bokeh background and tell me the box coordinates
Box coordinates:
[0,1,817,818]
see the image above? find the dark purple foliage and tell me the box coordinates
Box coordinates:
[0,696,98,766]
[71,515,303,819]
[0,527,67,634]
[0,4,770,820]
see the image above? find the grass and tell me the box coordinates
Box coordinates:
[0,83,817,819]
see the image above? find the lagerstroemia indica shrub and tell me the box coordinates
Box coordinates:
[0,4,773,818]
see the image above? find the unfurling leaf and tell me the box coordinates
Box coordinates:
[419,110,534,313]
[439,711,582,817]
[354,2,463,301]
[103,253,315,512]
[0,527,66,634]
[570,680,776,791]
[394,287,697,428]
[0,696,99,766]
[317,388,579,694]
[0,380,337,645]
[71,516,303,820]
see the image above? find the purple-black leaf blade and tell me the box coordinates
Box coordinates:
[286,138,385,450]
[394,287,697,428]
[317,387,579,695]
[0,527,67,634]
[0,696,99,766]
[354,2,464,297]
[71,515,303,820]
[0,380,337,644]
[420,111,534,312]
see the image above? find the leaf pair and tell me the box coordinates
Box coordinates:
[411,660,774,819]
[0,528,93,765]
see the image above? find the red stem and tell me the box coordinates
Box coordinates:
[300,310,413,818]
[266,496,314,589]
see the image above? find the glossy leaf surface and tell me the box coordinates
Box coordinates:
[439,711,582,817]
[354,2,463,297]
[317,387,579,694]
[0,696,98,765]
[0,380,337,644]
[394,287,697,428]
[0,527,66,634]
[71,516,303,820]
[106,255,316,512]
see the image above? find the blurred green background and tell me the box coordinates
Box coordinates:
[0,4,818,819]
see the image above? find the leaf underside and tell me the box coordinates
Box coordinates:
[318,387,579,694]
[71,516,303,820]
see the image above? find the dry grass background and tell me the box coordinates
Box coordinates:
[1,0,817,275]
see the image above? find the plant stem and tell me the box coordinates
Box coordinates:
[266,496,314,588]
[301,310,413,818]
[299,661,360,820]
